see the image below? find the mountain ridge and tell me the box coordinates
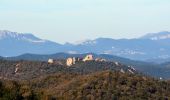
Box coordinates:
[140,31,170,40]
[5,52,170,79]
[0,30,43,42]
[1,30,170,62]
[0,30,63,57]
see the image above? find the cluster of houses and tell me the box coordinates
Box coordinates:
[48,54,107,66]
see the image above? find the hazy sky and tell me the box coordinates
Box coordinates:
[0,0,170,44]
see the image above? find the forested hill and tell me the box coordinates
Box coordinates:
[0,71,170,100]
[0,59,136,80]
[5,53,170,79]
[0,59,170,99]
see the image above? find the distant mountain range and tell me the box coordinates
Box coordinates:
[0,30,63,56]
[1,30,170,63]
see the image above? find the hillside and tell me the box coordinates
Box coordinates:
[0,59,136,80]
[6,53,169,79]
[0,71,170,100]
[0,59,170,99]
[33,71,170,100]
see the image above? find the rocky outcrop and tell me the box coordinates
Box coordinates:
[15,63,21,73]
[66,54,94,66]
[66,57,76,66]
[48,59,54,64]
[66,54,108,66]
[95,58,106,62]
[83,54,94,62]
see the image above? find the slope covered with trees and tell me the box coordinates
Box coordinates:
[0,71,170,100]
[0,59,170,100]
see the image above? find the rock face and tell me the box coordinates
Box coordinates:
[66,54,106,66]
[95,58,106,62]
[48,59,63,65]
[48,59,54,64]
[83,54,94,62]
[15,67,19,73]
[66,54,94,66]
[66,57,76,66]
[15,63,20,73]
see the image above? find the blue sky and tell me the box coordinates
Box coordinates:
[0,0,170,43]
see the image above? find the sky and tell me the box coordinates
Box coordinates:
[0,0,170,44]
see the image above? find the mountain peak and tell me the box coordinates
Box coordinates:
[0,30,46,43]
[0,30,19,38]
[141,31,170,40]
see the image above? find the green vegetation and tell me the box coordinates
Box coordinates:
[0,60,170,100]
[0,80,39,100]
[0,71,170,100]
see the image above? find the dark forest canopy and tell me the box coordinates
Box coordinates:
[0,59,170,99]
[0,71,170,100]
